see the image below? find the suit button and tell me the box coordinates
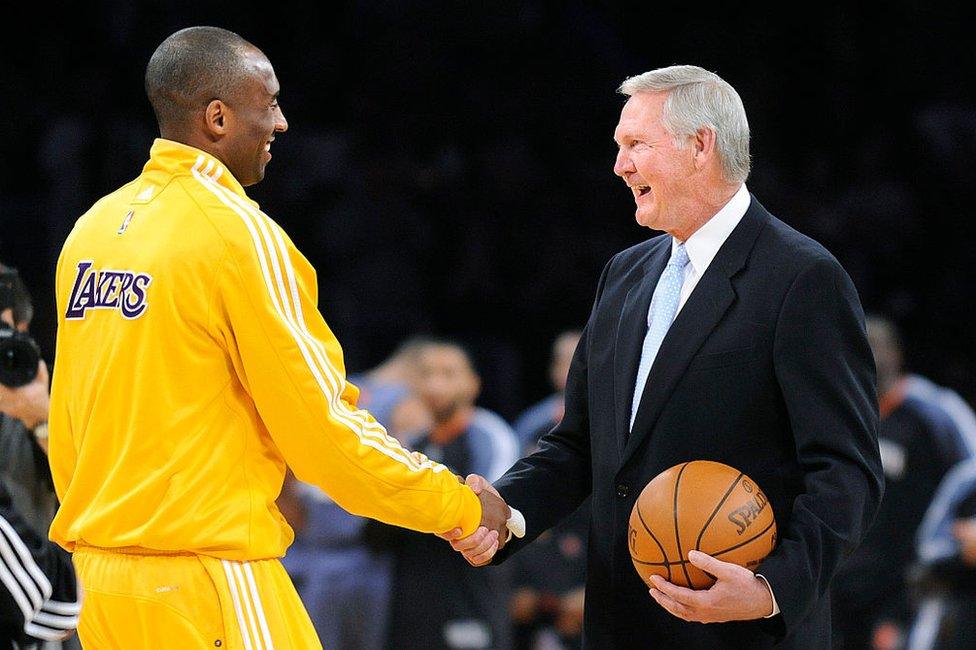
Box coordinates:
[616,484,630,498]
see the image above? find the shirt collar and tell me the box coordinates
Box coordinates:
[672,183,751,274]
[139,138,255,206]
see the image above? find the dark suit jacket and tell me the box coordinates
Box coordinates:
[493,197,884,649]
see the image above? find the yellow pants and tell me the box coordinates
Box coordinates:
[73,548,322,649]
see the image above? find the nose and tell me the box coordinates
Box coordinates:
[275,107,288,133]
[613,147,633,178]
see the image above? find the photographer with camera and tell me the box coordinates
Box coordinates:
[0,267,49,449]
[0,263,79,649]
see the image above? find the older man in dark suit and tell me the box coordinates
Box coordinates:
[448,65,884,648]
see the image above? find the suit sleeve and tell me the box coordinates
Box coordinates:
[758,254,884,637]
[211,221,482,537]
[0,482,79,643]
[492,256,614,559]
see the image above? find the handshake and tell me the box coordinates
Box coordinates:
[440,474,524,567]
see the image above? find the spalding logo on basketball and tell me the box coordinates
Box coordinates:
[628,460,777,590]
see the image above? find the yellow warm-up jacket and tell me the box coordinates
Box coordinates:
[48,139,481,559]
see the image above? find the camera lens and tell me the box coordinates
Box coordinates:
[0,326,40,388]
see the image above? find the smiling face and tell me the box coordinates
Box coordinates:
[218,51,288,186]
[612,91,702,236]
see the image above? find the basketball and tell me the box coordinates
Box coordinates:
[628,460,777,590]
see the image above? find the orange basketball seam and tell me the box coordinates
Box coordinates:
[710,518,776,558]
[632,558,692,567]
[694,471,744,552]
[673,462,693,588]
[636,504,672,583]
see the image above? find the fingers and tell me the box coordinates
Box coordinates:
[436,527,463,541]
[649,575,706,609]
[649,576,708,623]
[448,527,499,566]
[475,482,511,537]
[463,536,499,567]
[465,474,489,493]
[687,550,738,580]
[449,527,492,551]
[466,474,504,502]
[446,526,488,550]
[649,586,695,621]
[649,555,773,623]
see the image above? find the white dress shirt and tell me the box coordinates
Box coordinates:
[673,183,751,313]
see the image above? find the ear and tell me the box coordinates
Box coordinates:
[469,374,482,402]
[204,99,231,137]
[692,127,718,170]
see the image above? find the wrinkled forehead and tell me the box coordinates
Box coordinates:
[614,92,668,141]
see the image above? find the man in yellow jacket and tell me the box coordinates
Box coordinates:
[48,26,513,649]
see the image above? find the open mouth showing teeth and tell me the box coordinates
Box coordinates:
[636,185,651,197]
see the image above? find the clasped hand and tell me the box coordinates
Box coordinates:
[438,474,510,566]
[648,550,774,623]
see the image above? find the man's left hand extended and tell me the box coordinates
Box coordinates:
[649,550,774,623]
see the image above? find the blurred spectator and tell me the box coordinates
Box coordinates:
[512,330,581,454]
[0,265,80,648]
[377,341,518,649]
[0,482,79,649]
[351,337,438,443]
[281,339,435,650]
[508,329,588,649]
[909,459,976,649]
[903,375,976,461]
[832,316,973,649]
[509,499,588,650]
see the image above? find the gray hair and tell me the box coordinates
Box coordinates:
[618,65,750,183]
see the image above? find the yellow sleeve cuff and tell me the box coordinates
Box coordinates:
[455,484,483,537]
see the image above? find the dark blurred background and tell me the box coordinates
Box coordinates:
[2,1,975,417]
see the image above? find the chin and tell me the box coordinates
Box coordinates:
[634,210,661,231]
[240,171,264,188]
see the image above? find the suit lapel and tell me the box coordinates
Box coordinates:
[612,238,670,456]
[620,199,769,467]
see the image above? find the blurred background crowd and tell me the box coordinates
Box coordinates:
[2,1,976,648]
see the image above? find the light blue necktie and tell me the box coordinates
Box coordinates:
[630,242,690,430]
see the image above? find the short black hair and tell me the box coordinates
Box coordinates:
[145,26,257,132]
[0,263,33,326]
[421,338,479,375]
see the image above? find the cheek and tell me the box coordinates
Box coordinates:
[640,156,685,190]
[633,153,662,179]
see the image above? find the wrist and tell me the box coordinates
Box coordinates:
[754,573,779,618]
